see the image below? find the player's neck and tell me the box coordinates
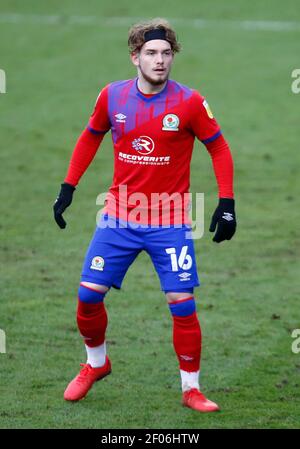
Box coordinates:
[137,77,168,95]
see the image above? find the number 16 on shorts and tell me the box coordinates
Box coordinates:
[166,246,192,271]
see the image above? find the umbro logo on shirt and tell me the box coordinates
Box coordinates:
[115,113,126,123]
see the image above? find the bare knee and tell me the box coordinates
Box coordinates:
[166,292,193,303]
[81,282,109,293]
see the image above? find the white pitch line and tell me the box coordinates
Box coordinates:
[0,13,300,32]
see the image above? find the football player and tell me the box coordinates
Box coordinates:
[54,18,236,412]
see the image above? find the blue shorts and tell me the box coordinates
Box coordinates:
[81,214,200,293]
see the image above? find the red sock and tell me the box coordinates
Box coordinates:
[77,300,108,348]
[169,297,202,372]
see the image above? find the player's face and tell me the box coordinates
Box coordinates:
[131,40,174,86]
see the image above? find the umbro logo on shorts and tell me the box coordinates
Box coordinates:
[178,272,192,281]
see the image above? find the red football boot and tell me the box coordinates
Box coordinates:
[64,356,111,401]
[182,388,220,412]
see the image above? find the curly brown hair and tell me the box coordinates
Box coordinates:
[128,18,181,54]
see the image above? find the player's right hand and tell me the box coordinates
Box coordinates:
[53,183,75,229]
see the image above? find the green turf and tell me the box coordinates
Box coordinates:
[0,0,300,429]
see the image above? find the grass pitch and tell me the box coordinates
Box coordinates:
[0,0,300,429]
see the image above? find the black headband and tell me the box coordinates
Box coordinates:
[144,28,167,42]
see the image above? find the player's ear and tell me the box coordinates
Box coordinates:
[130,51,140,67]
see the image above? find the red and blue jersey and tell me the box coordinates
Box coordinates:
[65,78,234,225]
[87,78,221,224]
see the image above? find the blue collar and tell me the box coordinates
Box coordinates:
[135,78,168,102]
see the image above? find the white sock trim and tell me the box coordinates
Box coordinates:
[180,369,200,392]
[85,342,106,368]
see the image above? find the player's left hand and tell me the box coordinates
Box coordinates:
[209,198,236,243]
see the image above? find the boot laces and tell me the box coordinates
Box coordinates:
[76,363,93,383]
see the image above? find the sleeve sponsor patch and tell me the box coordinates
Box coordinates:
[202,99,214,119]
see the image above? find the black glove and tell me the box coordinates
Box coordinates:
[209,198,236,243]
[53,183,75,229]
